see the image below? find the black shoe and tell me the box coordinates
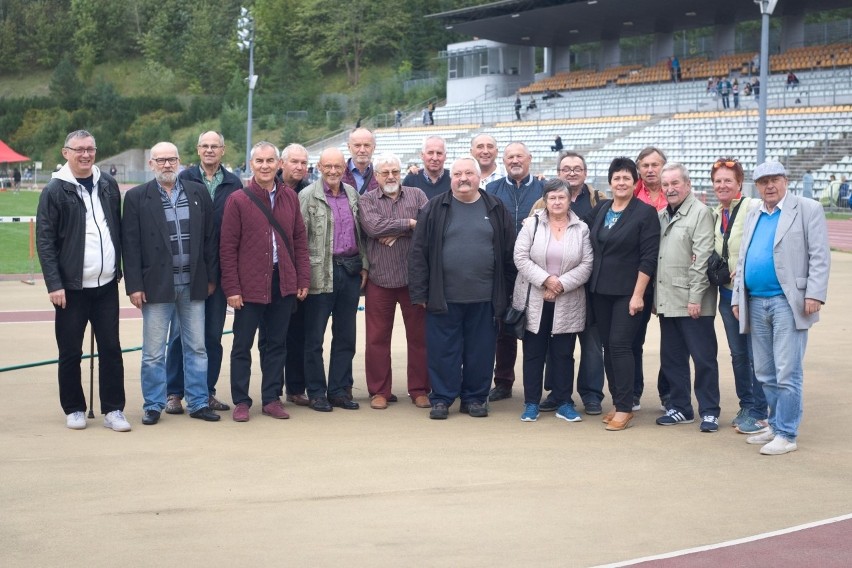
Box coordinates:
[142,409,161,425]
[488,384,513,402]
[539,396,559,412]
[309,398,333,412]
[429,403,449,420]
[461,401,489,417]
[329,396,360,410]
[584,401,603,415]
[388,394,399,403]
[189,407,221,422]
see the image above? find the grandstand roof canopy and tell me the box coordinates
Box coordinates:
[428,0,850,48]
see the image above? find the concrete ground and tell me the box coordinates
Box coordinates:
[1,252,850,567]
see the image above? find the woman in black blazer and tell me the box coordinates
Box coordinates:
[585,158,660,430]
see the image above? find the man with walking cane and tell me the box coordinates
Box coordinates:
[36,130,130,431]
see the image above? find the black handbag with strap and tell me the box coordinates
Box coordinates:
[707,200,742,287]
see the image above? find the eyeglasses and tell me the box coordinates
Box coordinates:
[197,144,223,151]
[559,166,585,174]
[152,157,179,166]
[376,169,401,177]
[712,158,739,170]
[321,164,345,171]
[65,146,97,155]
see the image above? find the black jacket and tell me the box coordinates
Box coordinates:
[584,197,660,297]
[122,179,218,303]
[178,164,242,232]
[36,171,122,292]
[408,190,517,316]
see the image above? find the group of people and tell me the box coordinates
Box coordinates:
[37,125,830,456]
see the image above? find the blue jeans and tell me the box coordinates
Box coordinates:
[748,295,807,442]
[140,284,208,413]
[719,293,767,419]
[427,302,497,406]
[166,284,227,397]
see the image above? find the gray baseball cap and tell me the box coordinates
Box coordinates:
[752,161,786,181]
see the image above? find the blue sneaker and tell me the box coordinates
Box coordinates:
[731,408,748,428]
[520,403,539,422]
[555,403,582,422]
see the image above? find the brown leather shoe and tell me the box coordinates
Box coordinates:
[208,395,230,411]
[286,393,310,407]
[370,395,388,410]
[602,408,616,424]
[606,412,634,431]
[412,395,431,408]
[165,394,184,415]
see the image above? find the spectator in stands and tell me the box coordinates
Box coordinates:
[786,72,799,89]
[826,174,842,207]
[394,109,402,128]
[586,157,659,431]
[672,56,681,82]
[743,81,752,97]
[719,77,732,109]
[408,157,517,420]
[358,153,430,410]
[526,96,538,111]
[667,57,674,82]
[470,133,504,188]
[706,77,715,95]
[839,176,849,207]
[655,163,720,433]
[709,157,768,435]
[634,146,668,410]
[514,95,522,121]
[342,127,379,195]
[732,79,740,109]
[165,131,242,416]
[514,178,593,424]
[422,108,429,126]
[485,142,545,403]
[401,135,451,200]
[752,78,760,100]
[732,161,830,455]
[428,101,436,126]
[801,170,814,199]
[551,135,564,152]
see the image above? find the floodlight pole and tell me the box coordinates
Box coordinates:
[238,7,257,174]
[755,0,777,168]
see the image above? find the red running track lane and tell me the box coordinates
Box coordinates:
[596,515,852,568]
[827,219,852,252]
[0,307,141,324]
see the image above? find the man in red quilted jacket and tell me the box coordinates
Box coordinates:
[219,141,311,422]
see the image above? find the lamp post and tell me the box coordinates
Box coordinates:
[754,0,778,170]
[237,7,257,175]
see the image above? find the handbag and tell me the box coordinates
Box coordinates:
[335,255,363,276]
[503,217,539,340]
[707,200,742,287]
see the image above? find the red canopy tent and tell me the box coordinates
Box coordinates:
[0,139,30,163]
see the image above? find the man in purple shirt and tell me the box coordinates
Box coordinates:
[298,148,369,412]
[358,153,430,410]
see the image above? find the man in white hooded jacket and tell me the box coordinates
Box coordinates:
[36,130,129,432]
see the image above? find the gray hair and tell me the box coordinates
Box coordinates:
[65,130,95,146]
[250,141,280,160]
[450,156,481,176]
[504,141,531,156]
[197,131,224,146]
[421,135,446,153]
[373,152,401,170]
[281,143,308,161]
[661,162,691,184]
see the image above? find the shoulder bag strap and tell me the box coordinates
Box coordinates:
[720,200,743,259]
[241,187,295,267]
[522,216,540,309]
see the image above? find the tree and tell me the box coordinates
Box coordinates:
[49,56,85,111]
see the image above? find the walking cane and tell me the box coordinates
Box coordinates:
[87,326,95,419]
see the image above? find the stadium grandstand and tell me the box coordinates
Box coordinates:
[306,0,852,202]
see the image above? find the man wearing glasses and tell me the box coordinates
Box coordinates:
[299,148,369,412]
[358,153,430,410]
[37,130,130,431]
[122,142,220,425]
[164,131,242,415]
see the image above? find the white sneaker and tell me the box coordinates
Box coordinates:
[103,410,131,432]
[760,434,798,455]
[66,411,87,430]
[746,429,775,445]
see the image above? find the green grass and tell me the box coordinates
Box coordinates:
[0,191,41,274]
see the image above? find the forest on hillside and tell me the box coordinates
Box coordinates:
[0,0,472,163]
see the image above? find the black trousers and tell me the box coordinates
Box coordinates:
[55,279,125,415]
[258,299,306,396]
[522,302,576,405]
[230,268,295,407]
[594,293,644,413]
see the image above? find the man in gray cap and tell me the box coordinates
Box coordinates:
[732,161,830,455]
